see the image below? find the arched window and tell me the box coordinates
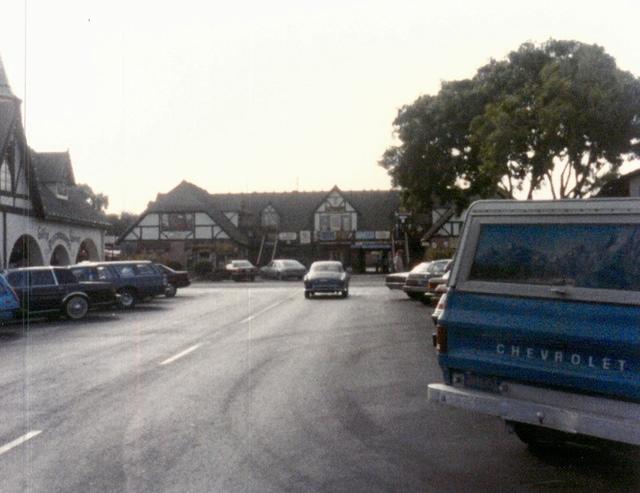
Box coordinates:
[0,159,12,192]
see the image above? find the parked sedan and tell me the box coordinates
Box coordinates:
[260,259,306,280]
[402,259,450,300]
[304,261,350,298]
[71,260,167,309]
[5,267,117,320]
[156,264,191,297]
[225,260,258,282]
[385,271,411,290]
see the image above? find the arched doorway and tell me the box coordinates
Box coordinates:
[50,244,71,266]
[8,235,44,267]
[76,239,100,262]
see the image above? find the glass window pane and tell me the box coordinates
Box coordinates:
[30,270,56,286]
[470,223,640,291]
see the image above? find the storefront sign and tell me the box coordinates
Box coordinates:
[318,231,337,241]
[300,231,311,244]
[355,231,375,240]
[278,232,297,241]
[375,231,391,240]
[351,242,392,250]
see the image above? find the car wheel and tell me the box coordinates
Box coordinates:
[165,284,177,298]
[65,295,89,320]
[250,275,255,282]
[305,291,311,299]
[117,288,137,309]
[277,273,282,281]
[341,290,348,298]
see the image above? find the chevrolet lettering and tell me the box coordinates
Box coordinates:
[495,344,627,372]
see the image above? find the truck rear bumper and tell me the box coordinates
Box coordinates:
[428,382,640,446]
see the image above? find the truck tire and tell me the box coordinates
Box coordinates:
[511,422,572,450]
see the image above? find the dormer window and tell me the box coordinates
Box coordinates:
[0,158,12,192]
[56,182,68,200]
[261,205,279,229]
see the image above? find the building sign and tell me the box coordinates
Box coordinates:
[278,232,297,241]
[355,231,375,240]
[351,242,392,250]
[318,231,337,241]
[300,231,311,244]
[375,231,391,240]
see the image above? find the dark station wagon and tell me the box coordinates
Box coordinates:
[71,261,167,309]
[5,266,118,320]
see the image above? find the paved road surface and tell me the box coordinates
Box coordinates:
[1,276,639,492]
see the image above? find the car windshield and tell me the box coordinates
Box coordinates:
[232,261,253,268]
[410,262,430,273]
[311,263,343,273]
[281,261,304,269]
[427,260,450,275]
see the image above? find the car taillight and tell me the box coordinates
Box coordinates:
[435,324,447,353]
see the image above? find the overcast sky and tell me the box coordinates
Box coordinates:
[2,0,640,213]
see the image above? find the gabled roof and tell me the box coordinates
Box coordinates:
[123,180,401,244]
[597,169,640,198]
[31,151,75,184]
[123,181,248,245]
[30,150,109,228]
[0,55,17,100]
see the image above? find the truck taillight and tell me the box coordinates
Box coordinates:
[435,324,447,353]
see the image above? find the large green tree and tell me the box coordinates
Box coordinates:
[381,40,640,211]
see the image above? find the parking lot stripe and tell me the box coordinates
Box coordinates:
[0,430,42,457]
[240,298,290,323]
[160,344,202,366]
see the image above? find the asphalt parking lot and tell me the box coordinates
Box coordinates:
[0,275,639,492]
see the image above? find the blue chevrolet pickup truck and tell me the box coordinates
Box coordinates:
[428,199,640,448]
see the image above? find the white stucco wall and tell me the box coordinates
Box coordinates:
[3,213,104,267]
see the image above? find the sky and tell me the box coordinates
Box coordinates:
[2,0,640,213]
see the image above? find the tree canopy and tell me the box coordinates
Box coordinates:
[77,183,109,212]
[380,40,640,212]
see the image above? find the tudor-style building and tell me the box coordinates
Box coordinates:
[0,56,108,267]
[118,181,406,272]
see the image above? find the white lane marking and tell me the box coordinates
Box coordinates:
[240,297,291,324]
[160,343,202,366]
[0,430,42,456]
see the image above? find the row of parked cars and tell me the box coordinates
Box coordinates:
[225,259,307,281]
[385,259,452,320]
[0,260,191,323]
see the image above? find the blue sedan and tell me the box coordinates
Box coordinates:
[303,261,350,299]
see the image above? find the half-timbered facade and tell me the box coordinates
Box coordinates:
[119,181,404,272]
[0,56,108,267]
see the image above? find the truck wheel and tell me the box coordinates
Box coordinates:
[511,422,570,450]
[117,288,137,309]
[65,295,89,320]
[165,283,177,298]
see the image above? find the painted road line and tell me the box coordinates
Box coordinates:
[160,343,202,366]
[0,431,42,457]
[240,297,292,324]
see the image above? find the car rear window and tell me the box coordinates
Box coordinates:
[54,269,78,285]
[136,263,157,275]
[469,223,640,291]
[311,263,342,272]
